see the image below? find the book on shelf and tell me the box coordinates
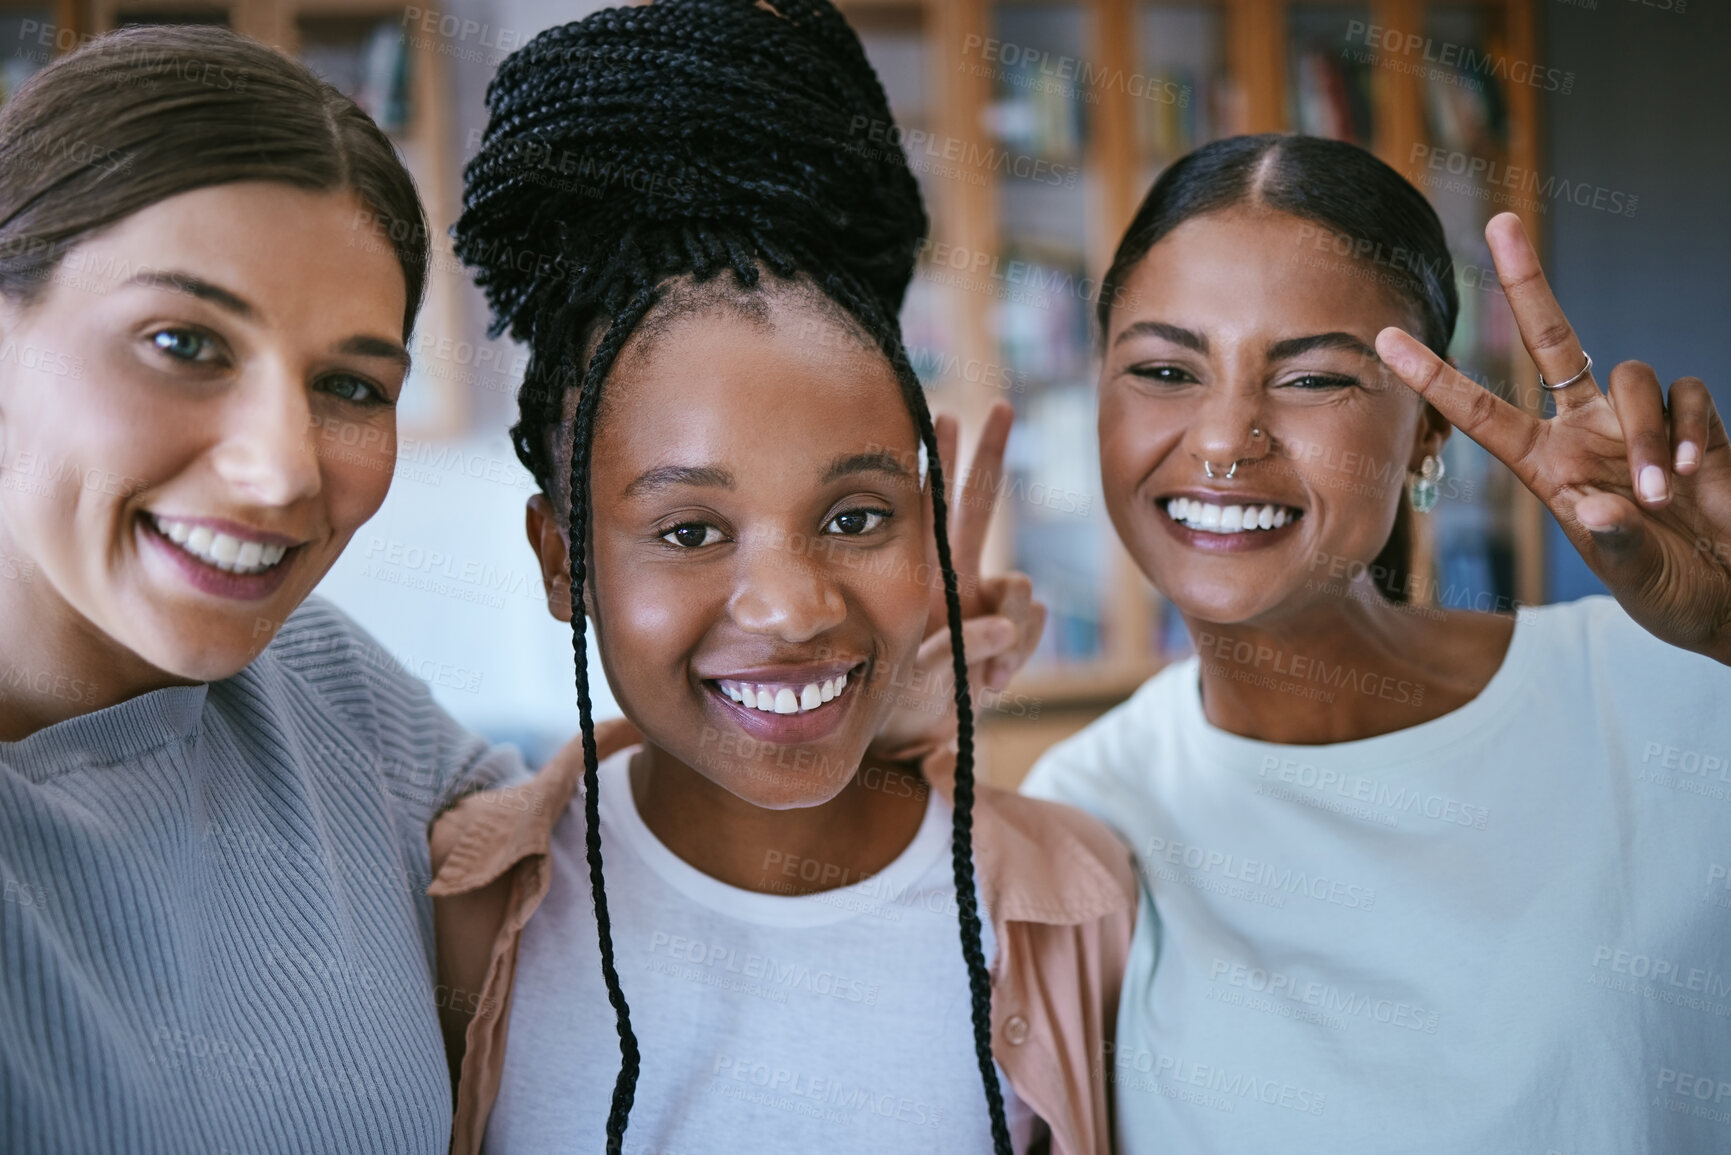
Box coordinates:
[300,18,412,135]
[1136,67,1222,162]
[989,251,1092,386]
[985,62,1085,163]
[1008,382,1106,665]
[1421,54,1506,154]
[1290,48,1373,146]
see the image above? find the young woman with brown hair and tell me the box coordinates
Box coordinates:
[0,25,519,1153]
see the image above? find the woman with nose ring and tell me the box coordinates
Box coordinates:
[1024,134,1731,1152]
[1202,426,1266,481]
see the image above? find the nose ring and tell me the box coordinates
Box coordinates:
[1204,425,1262,480]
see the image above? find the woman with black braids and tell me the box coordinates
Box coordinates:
[426,1,1134,1153]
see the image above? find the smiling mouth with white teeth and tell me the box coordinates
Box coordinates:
[716,670,856,715]
[1164,497,1303,534]
[149,514,291,574]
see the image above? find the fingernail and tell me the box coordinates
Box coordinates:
[1677,442,1700,471]
[1639,464,1669,504]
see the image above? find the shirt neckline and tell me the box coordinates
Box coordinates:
[0,683,208,784]
[596,745,953,928]
[1175,605,1539,769]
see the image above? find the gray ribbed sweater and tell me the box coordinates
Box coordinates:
[0,596,524,1153]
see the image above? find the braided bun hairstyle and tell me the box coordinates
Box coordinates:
[454,2,1008,1152]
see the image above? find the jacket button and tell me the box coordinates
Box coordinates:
[1004,1015,1029,1045]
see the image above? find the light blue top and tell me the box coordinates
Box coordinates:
[1025,597,1731,1154]
[0,596,524,1154]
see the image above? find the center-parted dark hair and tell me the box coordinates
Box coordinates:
[1099,134,1460,603]
[453,2,1010,1152]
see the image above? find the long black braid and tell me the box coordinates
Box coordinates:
[454,2,1010,1151]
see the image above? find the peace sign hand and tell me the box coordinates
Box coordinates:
[866,400,1048,764]
[1376,212,1731,665]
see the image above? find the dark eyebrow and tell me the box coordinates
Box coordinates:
[336,334,412,373]
[1266,331,1382,362]
[1112,320,1208,353]
[622,453,912,500]
[127,269,256,319]
[821,450,914,484]
[622,464,735,499]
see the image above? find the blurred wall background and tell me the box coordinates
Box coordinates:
[1540,0,1731,602]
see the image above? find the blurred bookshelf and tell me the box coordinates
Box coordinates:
[846,0,1544,787]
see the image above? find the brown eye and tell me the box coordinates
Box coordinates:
[1128,364,1195,384]
[1286,374,1357,391]
[662,523,719,548]
[825,508,888,536]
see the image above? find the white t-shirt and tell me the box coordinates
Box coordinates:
[484,746,1038,1155]
[1023,597,1731,1154]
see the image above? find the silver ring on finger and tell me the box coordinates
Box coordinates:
[1538,352,1594,392]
